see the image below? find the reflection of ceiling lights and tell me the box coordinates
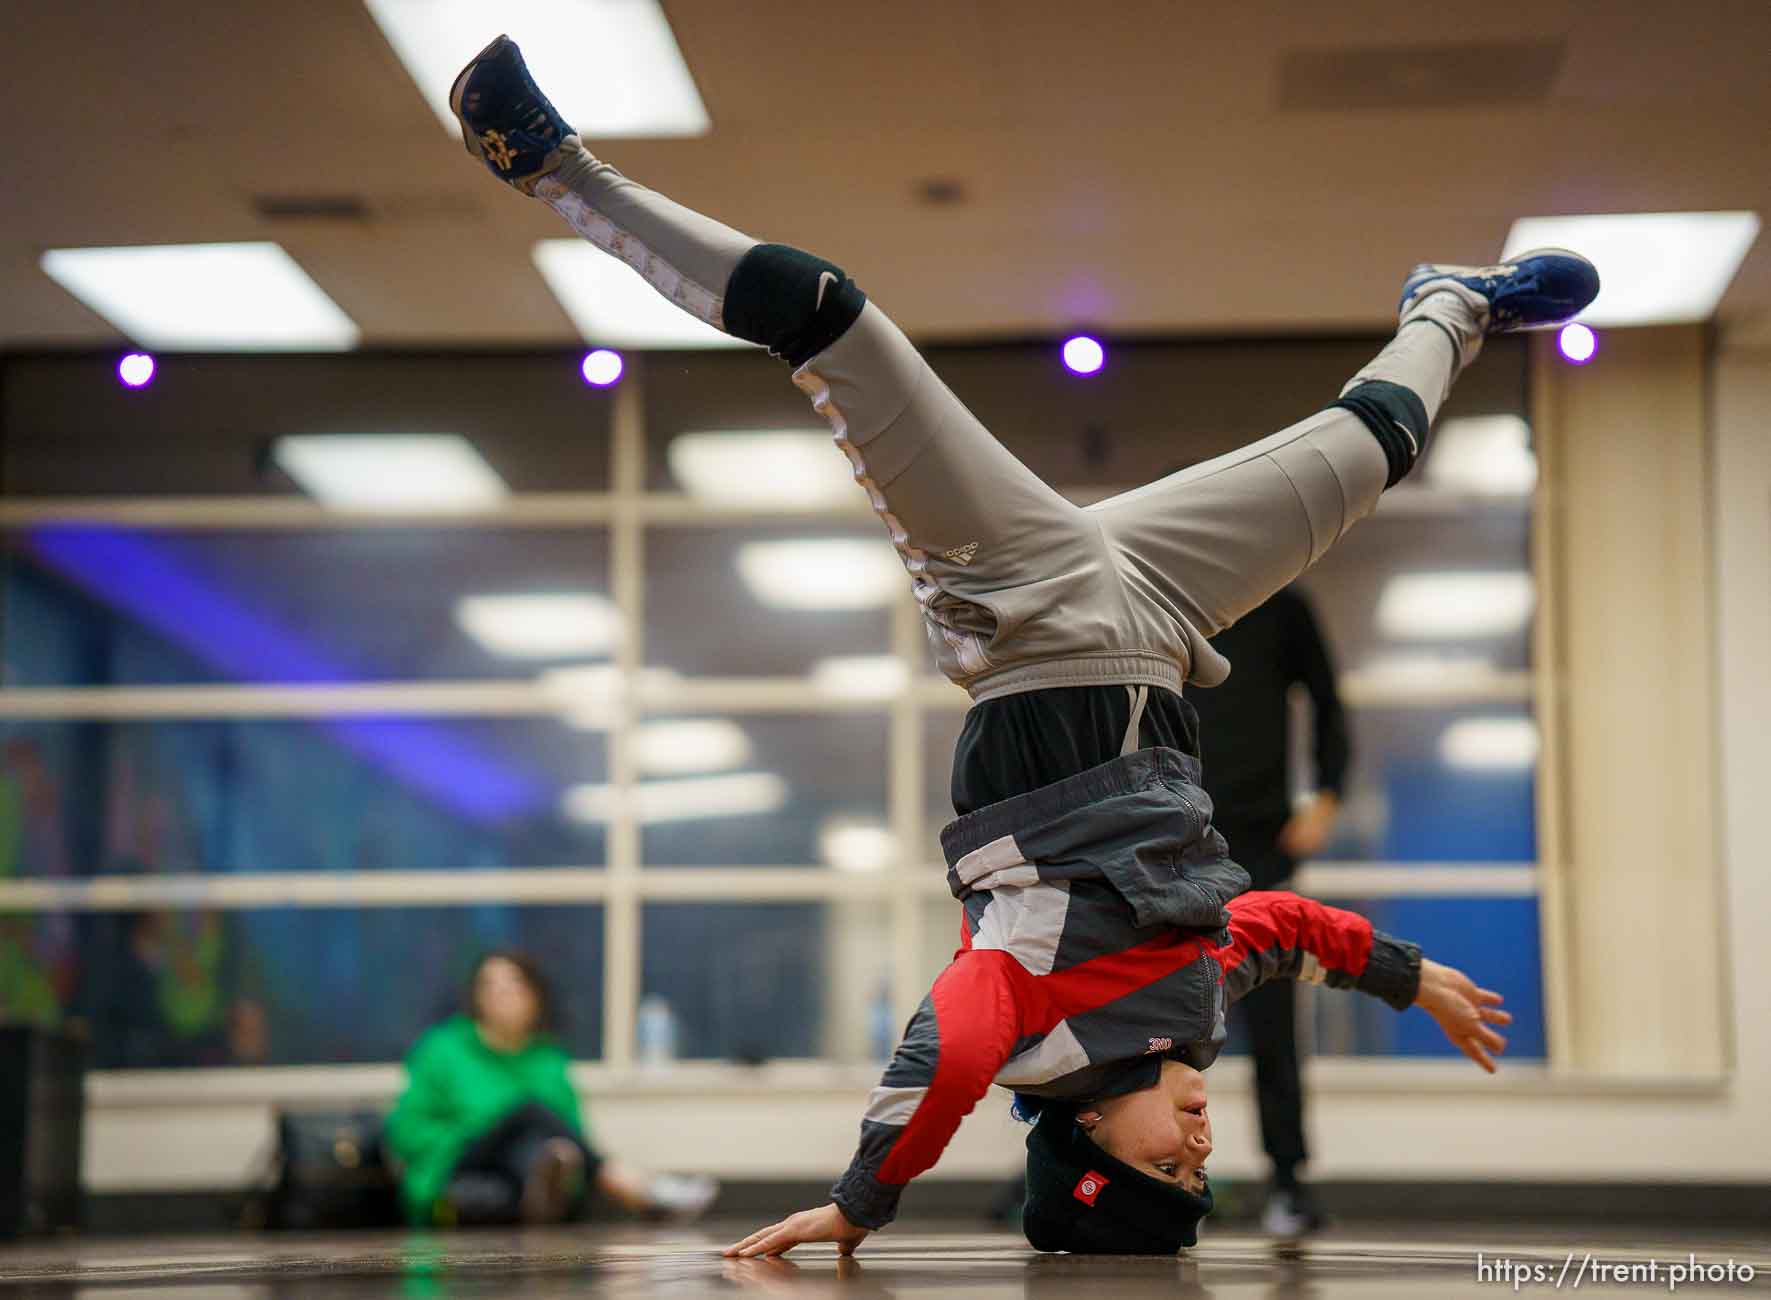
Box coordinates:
[1424,416,1536,497]
[635,719,752,775]
[363,0,709,137]
[1439,717,1540,770]
[736,539,904,610]
[1354,653,1502,687]
[534,241,750,349]
[819,818,898,873]
[40,242,359,350]
[455,593,622,659]
[812,654,910,699]
[1375,573,1534,639]
[272,435,508,511]
[1501,212,1760,326]
[540,664,682,729]
[668,431,855,507]
[561,772,787,824]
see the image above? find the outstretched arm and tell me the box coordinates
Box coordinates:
[1218,890,1511,1071]
[725,949,1030,1258]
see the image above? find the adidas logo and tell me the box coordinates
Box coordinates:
[942,541,980,566]
[480,128,517,172]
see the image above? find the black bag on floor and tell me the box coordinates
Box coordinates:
[253,1110,401,1230]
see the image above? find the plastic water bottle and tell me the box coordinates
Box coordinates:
[868,978,895,1061]
[636,994,679,1067]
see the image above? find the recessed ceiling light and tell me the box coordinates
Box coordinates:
[40,242,359,351]
[533,240,751,350]
[1439,717,1540,770]
[811,654,911,699]
[1062,336,1106,375]
[455,593,623,659]
[668,431,854,508]
[363,0,709,138]
[1558,323,1598,365]
[1375,572,1534,639]
[818,818,898,873]
[561,772,787,824]
[1501,212,1760,326]
[634,719,752,776]
[272,435,508,511]
[117,353,156,389]
[1424,416,1536,496]
[735,539,904,610]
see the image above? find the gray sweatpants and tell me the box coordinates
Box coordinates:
[536,147,1487,701]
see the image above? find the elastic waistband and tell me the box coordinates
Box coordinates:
[938,746,1205,866]
[963,652,1185,703]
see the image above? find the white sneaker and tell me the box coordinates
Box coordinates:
[1260,1186,1324,1239]
[648,1172,719,1220]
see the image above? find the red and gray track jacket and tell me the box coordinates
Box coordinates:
[831,747,1422,1229]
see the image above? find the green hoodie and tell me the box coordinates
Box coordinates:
[384,1015,586,1224]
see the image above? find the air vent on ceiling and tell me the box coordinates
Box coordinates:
[1279,39,1566,111]
[251,193,372,222]
[915,177,968,207]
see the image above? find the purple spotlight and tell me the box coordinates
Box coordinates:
[1558,323,1597,365]
[581,348,624,387]
[1062,335,1105,376]
[117,352,156,388]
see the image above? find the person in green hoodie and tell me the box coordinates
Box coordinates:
[385,950,650,1226]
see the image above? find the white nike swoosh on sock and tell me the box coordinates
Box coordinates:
[1393,419,1419,455]
[816,271,838,311]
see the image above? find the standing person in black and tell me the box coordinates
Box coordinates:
[1189,583,1349,1239]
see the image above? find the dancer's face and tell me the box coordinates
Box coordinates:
[1077,1060,1212,1193]
[474,956,541,1041]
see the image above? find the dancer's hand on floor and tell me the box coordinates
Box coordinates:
[1415,957,1512,1072]
[723,1202,871,1258]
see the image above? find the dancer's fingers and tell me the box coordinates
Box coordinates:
[725,1219,787,1256]
[1476,987,1505,1006]
[1477,1025,1509,1054]
[1462,1038,1498,1073]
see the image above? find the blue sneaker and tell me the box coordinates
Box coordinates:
[1398,248,1600,333]
[449,35,575,194]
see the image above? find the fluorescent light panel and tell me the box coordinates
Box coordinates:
[40,243,359,351]
[1356,652,1501,684]
[455,593,622,659]
[561,772,787,824]
[1376,572,1534,640]
[540,664,683,729]
[668,431,855,508]
[1424,416,1536,497]
[1502,212,1760,326]
[533,240,751,349]
[634,719,752,776]
[1439,717,1540,771]
[737,539,905,611]
[812,654,910,700]
[818,818,898,873]
[363,0,709,137]
[273,435,508,511]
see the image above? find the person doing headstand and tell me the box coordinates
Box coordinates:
[446,35,1597,1256]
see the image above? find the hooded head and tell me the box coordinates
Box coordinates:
[1021,1101,1214,1254]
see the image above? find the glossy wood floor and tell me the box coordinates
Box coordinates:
[0,1223,1766,1297]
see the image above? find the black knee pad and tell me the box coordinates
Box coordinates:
[1330,380,1431,488]
[722,243,867,366]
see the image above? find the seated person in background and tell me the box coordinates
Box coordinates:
[385,950,684,1226]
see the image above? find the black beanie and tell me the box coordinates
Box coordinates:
[1021,1104,1213,1254]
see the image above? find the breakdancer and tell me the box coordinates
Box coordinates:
[447,35,1596,1256]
